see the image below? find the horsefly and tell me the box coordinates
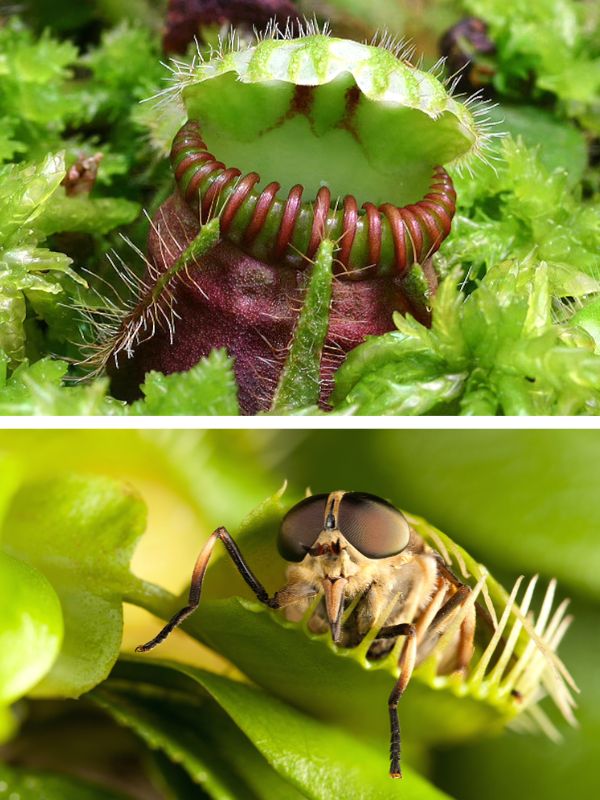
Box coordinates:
[136,490,578,778]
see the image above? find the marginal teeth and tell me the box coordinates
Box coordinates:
[413,518,578,738]
[469,573,578,734]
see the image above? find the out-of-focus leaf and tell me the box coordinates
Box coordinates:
[0,430,278,533]
[0,453,21,529]
[0,763,131,800]
[0,705,17,743]
[162,0,301,54]
[34,192,140,237]
[462,0,600,131]
[82,22,164,118]
[94,659,452,800]
[434,601,599,800]
[488,104,587,182]
[148,752,213,800]
[0,551,63,704]
[320,0,406,31]
[0,20,82,153]
[282,429,600,601]
[1,475,147,697]
[0,460,31,732]
[93,666,308,800]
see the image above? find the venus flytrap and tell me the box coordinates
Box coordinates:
[125,488,576,772]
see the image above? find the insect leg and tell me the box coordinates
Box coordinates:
[414,582,448,643]
[385,584,474,777]
[136,526,279,653]
[456,600,476,672]
[384,623,417,779]
[427,584,471,636]
[418,584,475,675]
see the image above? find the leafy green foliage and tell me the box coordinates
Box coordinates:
[445,137,600,288]
[0,154,84,364]
[0,19,81,160]
[0,3,598,414]
[0,475,146,697]
[0,16,171,372]
[0,354,122,415]
[128,350,240,416]
[486,105,587,182]
[462,0,600,131]
[93,659,451,800]
[93,666,308,800]
[0,350,238,415]
[572,296,600,352]
[332,258,600,415]
[82,24,164,121]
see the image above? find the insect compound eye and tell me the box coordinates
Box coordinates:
[337,492,410,558]
[278,494,329,562]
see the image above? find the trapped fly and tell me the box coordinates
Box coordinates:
[136,490,576,778]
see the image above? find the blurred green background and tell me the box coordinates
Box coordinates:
[0,429,598,799]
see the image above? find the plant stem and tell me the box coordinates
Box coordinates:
[123,577,179,619]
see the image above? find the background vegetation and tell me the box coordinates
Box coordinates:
[0,429,598,798]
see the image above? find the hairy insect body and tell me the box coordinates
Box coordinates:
[281,529,469,674]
